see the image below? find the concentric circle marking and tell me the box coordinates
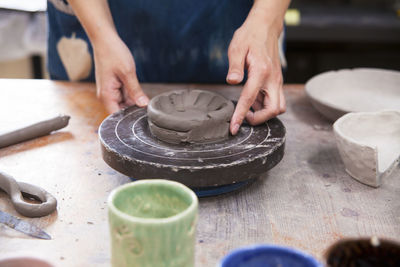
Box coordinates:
[132,115,255,153]
[114,109,271,161]
[99,105,286,188]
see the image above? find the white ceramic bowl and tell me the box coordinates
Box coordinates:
[333,110,400,187]
[306,68,400,121]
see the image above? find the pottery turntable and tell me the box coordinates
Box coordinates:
[99,103,286,197]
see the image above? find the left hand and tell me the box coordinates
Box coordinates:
[227,4,287,135]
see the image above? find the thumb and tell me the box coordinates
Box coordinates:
[226,42,246,85]
[120,71,149,107]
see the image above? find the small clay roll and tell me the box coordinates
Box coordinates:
[0,115,70,148]
[147,90,234,144]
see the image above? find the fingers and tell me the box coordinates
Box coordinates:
[93,38,148,113]
[97,75,123,114]
[246,84,280,125]
[279,86,286,113]
[251,93,264,111]
[120,70,149,107]
[103,99,120,114]
[123,92,136,107]
[230,67,265,135]
[226,32,247,85]
[246,77,285,126]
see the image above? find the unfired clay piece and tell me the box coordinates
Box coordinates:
[0,257,54,267]
[0,171,57,217]
[306,68,400,121]
[147,90,234,144]
[333,110,400,187]
[0,115,70,148]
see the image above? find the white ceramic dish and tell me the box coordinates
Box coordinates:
[305,68,400,121]
[333,110,400,187]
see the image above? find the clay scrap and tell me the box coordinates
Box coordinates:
[0,115,70,148]
[333,110,400,187]
[0,171,57,217]
[147,90,234,144]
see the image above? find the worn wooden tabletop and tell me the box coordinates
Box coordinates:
[0,79,399,266]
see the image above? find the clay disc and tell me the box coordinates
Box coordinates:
[99,106,286,188]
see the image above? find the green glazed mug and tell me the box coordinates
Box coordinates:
[108,179,198,267]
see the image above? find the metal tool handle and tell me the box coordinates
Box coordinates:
[0,171,57,217]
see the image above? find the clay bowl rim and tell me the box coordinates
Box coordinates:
[305,68,400,115]
[147,89,234,131]
[108,179,198,225]
[333,110,400,150]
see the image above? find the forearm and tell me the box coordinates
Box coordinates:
[248,0,291,35]
[67,0,118,46]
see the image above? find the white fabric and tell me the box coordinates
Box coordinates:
[0,10,47,62]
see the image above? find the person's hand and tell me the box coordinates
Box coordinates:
[92,34,149,113]
[227,3,287,135]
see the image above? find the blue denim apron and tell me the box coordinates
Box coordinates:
[47,0,253,83]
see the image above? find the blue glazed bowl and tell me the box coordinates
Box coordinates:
[219,244,322,267]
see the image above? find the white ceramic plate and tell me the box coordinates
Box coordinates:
[305,68,400,121]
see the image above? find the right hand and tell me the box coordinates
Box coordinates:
[92,35,149,113]
[226,2,286,135]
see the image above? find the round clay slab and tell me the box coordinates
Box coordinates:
[99,105,286,189]
[147,90,234,144]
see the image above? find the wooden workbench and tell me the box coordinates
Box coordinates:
[0,79,399,266]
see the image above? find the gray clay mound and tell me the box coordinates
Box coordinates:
[147,90,234,144]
